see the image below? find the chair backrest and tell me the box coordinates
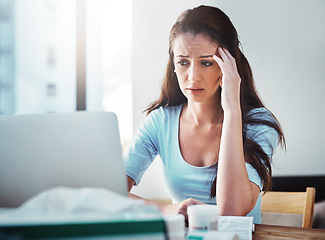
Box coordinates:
[261,187,316,228]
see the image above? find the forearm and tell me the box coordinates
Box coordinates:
[128,192,205,221]
[217,108,255,215]
[128,192,170,213]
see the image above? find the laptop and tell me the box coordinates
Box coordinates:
[0,111,128,208]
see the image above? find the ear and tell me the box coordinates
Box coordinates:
[218,75,223,88]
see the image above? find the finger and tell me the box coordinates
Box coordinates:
[178,208,189,221]
[222,48,238,70]
[218,47,228,61]
[222,48,234,60]
[213,55,225,75]
[186,198,206,205]
[213,54,223,65]
[218,48,235,71]
[218,48,236,68]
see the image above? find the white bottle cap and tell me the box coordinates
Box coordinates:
[187,205,219,216]
[188,205,219,231]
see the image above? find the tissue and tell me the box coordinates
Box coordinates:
[0,187,160,224]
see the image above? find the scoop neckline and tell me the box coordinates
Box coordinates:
[175,104,217,169]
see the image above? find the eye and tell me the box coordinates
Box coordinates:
[177,60,189,66]
[201,61,213,66]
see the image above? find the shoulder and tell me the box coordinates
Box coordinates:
[141,104,182,134]
[147,104,183,122]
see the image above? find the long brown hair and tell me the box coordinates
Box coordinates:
[146,5,285,197]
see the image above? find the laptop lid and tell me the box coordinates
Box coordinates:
[0,111,128,208]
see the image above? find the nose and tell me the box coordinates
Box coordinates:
[188,63,201,82]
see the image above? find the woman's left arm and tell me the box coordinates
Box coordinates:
[213,48,260,216]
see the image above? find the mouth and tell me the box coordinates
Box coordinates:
[186,87,204,91]
[186,87,204,94]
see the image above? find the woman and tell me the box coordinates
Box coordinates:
[125,5,285,224]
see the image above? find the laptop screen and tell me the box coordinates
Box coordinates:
[0,112,128,208]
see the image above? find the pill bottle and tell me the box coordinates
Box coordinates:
[163,214,185,240]
[187,205,218,231]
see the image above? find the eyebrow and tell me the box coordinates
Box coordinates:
[176,54,214,58]
[199,55,214,58]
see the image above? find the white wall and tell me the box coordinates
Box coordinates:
[131,0,325,199]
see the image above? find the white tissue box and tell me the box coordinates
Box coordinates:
[0,188,166,239]
[0,218,166,240]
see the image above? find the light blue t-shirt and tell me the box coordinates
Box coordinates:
[125,104,279,224]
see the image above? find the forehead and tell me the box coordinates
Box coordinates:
[173,32,218,56]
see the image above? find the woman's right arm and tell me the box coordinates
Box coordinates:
[126,110,206,219]
[127,175,205,221]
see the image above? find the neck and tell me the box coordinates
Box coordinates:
[184,100,222,125]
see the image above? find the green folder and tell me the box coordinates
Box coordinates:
[0,218,166,240]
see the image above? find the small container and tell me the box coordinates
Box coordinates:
[187,231,239,240]
[163,214,185,240]
[188,205,218,231]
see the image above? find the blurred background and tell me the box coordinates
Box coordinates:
[0,0,132,150]
[0,0,324,212]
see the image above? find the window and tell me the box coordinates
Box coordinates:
[0,0,132,151]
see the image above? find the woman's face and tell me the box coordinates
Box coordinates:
[173,32,222,104]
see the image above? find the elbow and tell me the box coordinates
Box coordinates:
[217,186,259,216]
[218,200,254,216]
[218,206,247,217]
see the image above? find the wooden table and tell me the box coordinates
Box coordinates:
[254,224,325,239]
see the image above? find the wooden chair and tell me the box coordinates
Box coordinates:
[261,187,316,228]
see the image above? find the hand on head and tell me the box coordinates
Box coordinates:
[213,47,242,112]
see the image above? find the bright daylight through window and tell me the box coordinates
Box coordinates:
[0,0,132,152]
